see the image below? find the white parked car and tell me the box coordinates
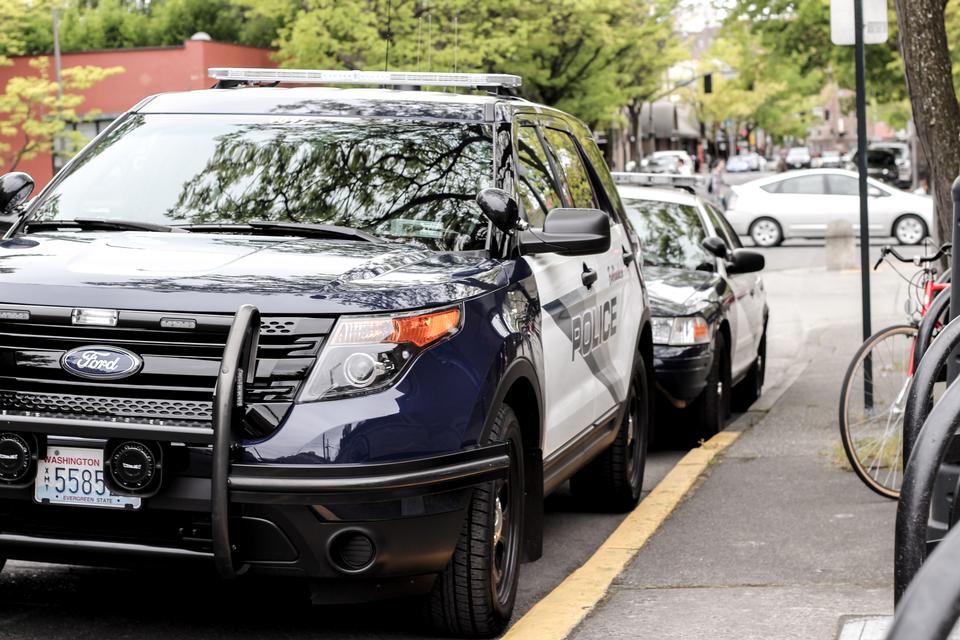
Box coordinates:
[641,150,695,176]
[725,169,933,247]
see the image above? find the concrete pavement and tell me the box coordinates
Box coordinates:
[571,258,912,639]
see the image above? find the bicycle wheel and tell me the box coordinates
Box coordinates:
[839,324,918,499]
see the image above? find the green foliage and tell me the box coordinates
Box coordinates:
[269,0,680,127]
[0,57,124,171]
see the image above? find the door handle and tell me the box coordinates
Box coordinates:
[581,264,598,289]
[622,246,635,266]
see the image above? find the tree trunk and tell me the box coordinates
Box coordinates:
[894,0,960,244]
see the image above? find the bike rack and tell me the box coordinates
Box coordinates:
[211,304,260,579]
[895,177,960,604]
[888,518,960,640]
[904,303,958,465]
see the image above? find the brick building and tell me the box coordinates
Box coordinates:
[0,36,275,187]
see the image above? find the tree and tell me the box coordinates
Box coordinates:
[894,0,960,243]
[265,0,680,127]
[0,57,124,172]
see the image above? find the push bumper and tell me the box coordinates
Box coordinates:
[0,305,510,602]
[654,343,714,407]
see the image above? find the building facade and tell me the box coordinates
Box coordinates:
[0,37,275,187]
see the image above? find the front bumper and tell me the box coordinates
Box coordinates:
[653,342,713,407]
[0,443,509,600]
[0,307,510,602]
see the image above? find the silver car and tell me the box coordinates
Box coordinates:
[725,169,933,247]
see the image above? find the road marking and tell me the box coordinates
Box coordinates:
[503,430,741,640]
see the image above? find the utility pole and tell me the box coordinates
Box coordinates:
[854,0,871,346]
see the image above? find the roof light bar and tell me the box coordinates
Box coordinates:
[611,172,704,190]
[208,68,522,89]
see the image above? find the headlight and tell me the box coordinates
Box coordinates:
[299,306,462,402]
[651,316,711,346]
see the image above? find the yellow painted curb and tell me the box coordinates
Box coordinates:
[502,430,741,640]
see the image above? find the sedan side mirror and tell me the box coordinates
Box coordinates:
[0,172,34,215]
[702,236,728,259]
[520,208,611,256]
[727,248,765,274]
[868,186,888,198]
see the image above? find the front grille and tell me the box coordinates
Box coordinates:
[0,305,333,434]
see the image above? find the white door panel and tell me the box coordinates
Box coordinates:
[526,253,606,457]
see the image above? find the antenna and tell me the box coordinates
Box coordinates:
[384,0,393,71]
[454,13,459,74]
[417,16,422,71]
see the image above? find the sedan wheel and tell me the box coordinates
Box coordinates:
[750,218,782,247]
[894,215,926,246]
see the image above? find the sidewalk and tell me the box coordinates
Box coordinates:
[570,265,909,639]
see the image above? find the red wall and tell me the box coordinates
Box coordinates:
[0,40,275,186]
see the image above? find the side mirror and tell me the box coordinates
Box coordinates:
[519,208,611,256]
[868,186,887,198]
[476,188,521,234]
[0,172,35,215]
[727,248,765,274]
[702,236,728,259]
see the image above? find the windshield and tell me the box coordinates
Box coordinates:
[622,198,712,270]
[31,114,494,252]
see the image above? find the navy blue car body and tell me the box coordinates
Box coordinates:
[0,74,652,632]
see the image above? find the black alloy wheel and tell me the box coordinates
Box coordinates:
[571,350,650,512]
[425,404,524,638]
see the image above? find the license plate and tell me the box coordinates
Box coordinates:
[34,447,141,509]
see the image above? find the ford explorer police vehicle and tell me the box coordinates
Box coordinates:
[0,69,653,637]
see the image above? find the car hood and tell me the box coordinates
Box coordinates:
[0,232,511,314]
[644,265,722,316]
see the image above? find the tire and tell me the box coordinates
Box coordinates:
[749,217,783,247]
[571,350,649,512]
[838,324,917,499]
[424,404,524,638]
[733,331,766,411]
[691,333,731,440]
[893,214,927,246]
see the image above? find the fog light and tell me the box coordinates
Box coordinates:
[328,530,376,573]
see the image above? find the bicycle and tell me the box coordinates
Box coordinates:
[839,243,952,499]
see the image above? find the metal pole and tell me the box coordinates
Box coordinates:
[854,0,873,408]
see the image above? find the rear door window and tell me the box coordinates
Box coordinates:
[777,175,827,195]
[541,127,599,210]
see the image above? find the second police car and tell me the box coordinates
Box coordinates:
[0,69,653,637]
[614,173,768,440]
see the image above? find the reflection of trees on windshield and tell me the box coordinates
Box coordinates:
[623,199,711,270]
[168,120,493,252]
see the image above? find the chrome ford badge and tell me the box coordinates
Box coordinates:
[60,346,143,380]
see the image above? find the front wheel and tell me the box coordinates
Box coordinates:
[691,333,731,441]
[839,324,917,499]
[424,404,524,638]
[571,351,649,512]
[893,214,927,246]
[749,217,783,247]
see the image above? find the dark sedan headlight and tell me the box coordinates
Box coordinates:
[299,306,462,401]
[651,316,711,346]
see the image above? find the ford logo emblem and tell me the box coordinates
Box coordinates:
[60,346,143,380]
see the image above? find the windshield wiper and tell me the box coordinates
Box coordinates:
[27,218,181,233]
[178,222,379,242]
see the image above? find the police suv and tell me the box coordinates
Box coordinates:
[0,69,652,636]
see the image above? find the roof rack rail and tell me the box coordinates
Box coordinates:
[208,68,522,89]
[610,172,704,194]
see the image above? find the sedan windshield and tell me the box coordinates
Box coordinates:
[622,198,712,270]
[30,114,494,252]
